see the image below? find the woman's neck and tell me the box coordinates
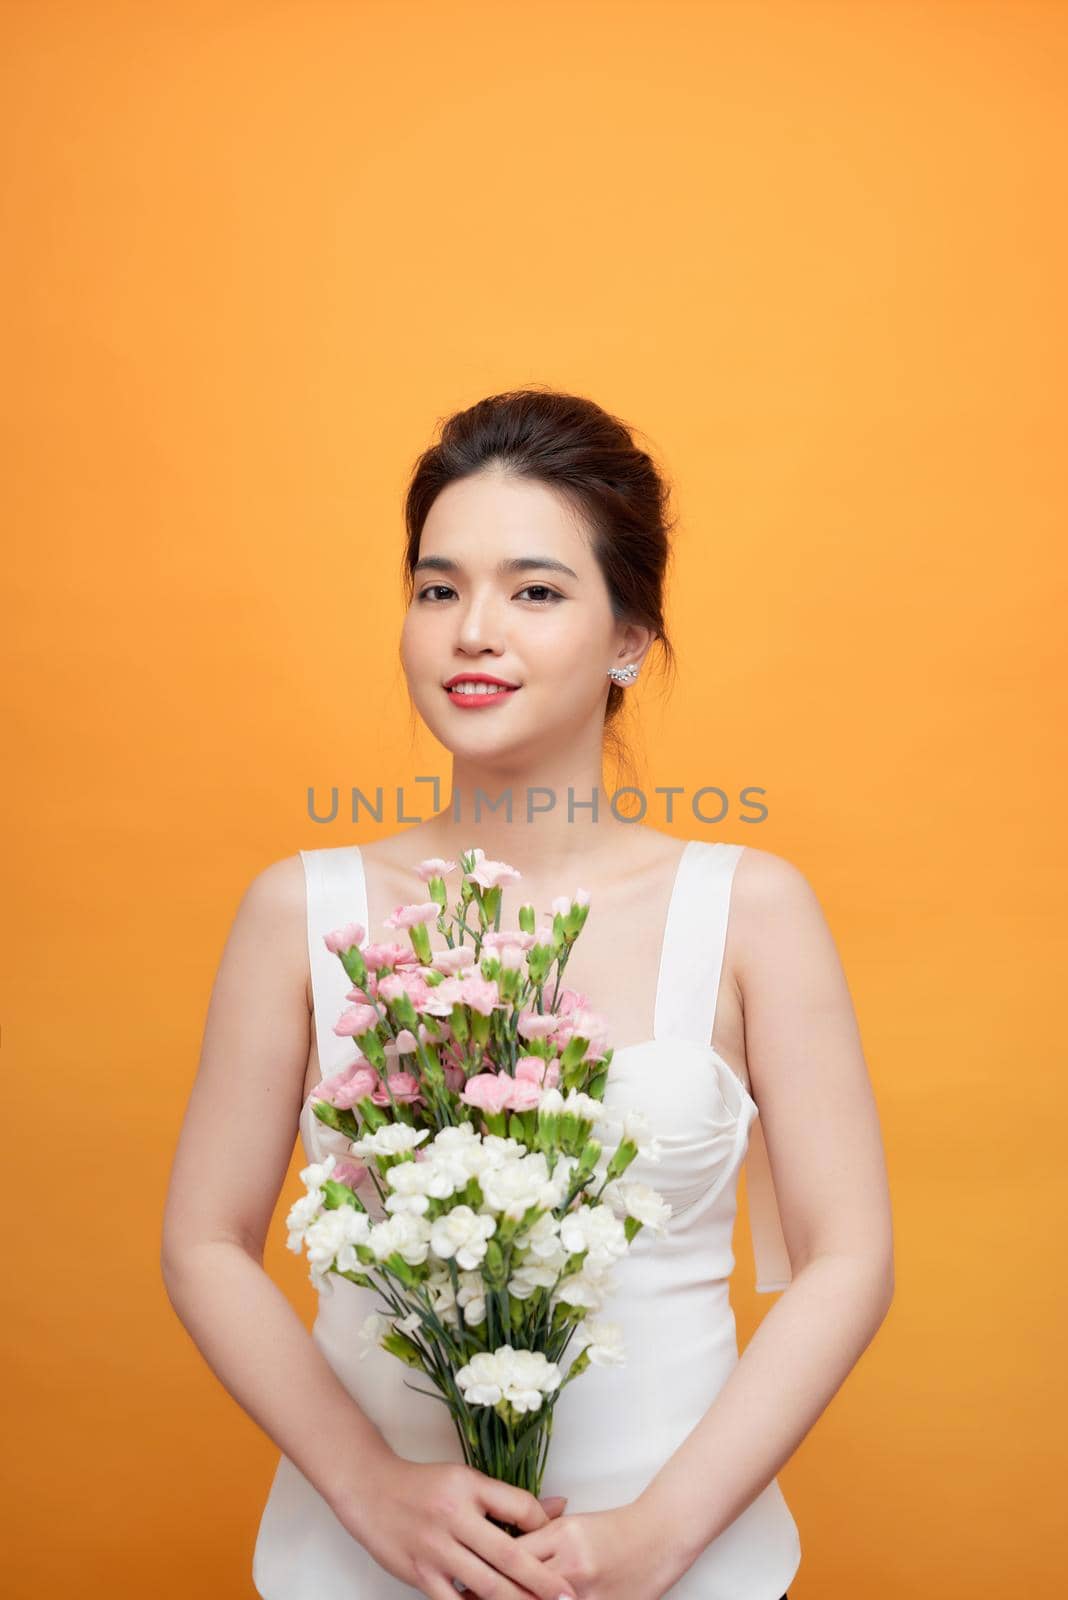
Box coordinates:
[421,761,644,871]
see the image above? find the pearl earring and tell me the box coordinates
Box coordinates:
[607,663,640,685]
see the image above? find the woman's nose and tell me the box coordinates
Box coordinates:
[455,597,505,652]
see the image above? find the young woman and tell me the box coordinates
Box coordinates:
[162,388,894,1600]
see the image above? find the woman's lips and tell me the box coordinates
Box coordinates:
[443,684,521,708]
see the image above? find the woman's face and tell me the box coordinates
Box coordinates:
[400,468,643,764]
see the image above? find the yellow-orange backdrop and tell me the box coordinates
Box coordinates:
[2,1,1065,1595]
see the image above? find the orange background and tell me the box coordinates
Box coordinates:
[2,2,1065,1595]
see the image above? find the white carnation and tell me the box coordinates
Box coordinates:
[507,1255,566,1297]
[605,1180,673,1233]
[303,1206,372,1284]
[514,1210,561,1259]
[384,1159,435,1215]
[429,1204,497,1270]
[479,1132,527,1162]
[559,1089,604,1123]
[552,1268,614,1312]
[558,1202,629,1273]
[455,1271,487,1326]
[421,1124,486,1194]
[571,1318,626,1366]
[428,1122,480,1153]
[454,1345,562,1412]
[592,1105,663,1162]
[368,1210,433,1266]
[299,1153,338,1193]
[356,1311,386,1359]
[619,1107,663,1160]
[350,1124,430,1158]
[427,1270,458,1317]
[478,1152,557,1218]
[285,1190,323,1253]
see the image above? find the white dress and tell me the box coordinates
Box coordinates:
[253,839,801,1600]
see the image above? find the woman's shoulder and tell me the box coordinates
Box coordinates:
[730,840,818,904]
[727,842,837,980]
[236,851,307,923]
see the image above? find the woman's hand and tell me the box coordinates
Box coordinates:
[339,1455,578,1600]
[506,1502,681,1599]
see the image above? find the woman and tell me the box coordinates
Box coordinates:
[161,388,894,1600]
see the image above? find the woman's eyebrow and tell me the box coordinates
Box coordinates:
[412,555,579,580]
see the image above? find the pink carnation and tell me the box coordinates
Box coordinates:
[413,857,457,881]
[420,975,465,1016]
[307,1061,378,1109]
[465,858,522,890]
[430,946,478,976]
[516,1008,559,1041]
[371,1070,422,1106]
[554,1006,611,1060]
[506,1077,543,1111]
[324,922,366,954]
[461,1072,514,1114]
[313,1063,360,1104]
[480,929,536,953]
[334,1003,380,1038]
[459,973,501,1016]
[362,941,414,971]
[376,971,432,1008]
[331,1066,380,1109]
[383,901,439,931]
[515,1055,560,1090]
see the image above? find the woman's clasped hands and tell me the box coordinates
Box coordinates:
[347,1457,580,1600]
[503,1501,679,1600]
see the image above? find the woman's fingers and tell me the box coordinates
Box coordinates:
[459,1515,569,1600]
[423,1574,480,1600]
[475,1476,555,1533]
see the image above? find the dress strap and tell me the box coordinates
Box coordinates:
[655,839,793,1294]
[654,840,742,1043]
[300,845,368,1077]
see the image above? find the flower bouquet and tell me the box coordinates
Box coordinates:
[285,846,672,1534]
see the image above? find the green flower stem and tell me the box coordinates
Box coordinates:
[547,941,574,1011]
[407,1282,468,1367]
[536,1407,555,1485]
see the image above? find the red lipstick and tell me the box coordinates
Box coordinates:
[443,672,521,708]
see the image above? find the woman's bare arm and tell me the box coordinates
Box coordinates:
[160,855,395,1518]
[630,846,896,1581]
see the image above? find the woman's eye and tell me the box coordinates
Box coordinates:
[416,584,562,605]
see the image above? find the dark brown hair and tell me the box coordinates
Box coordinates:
[401,386,679,789]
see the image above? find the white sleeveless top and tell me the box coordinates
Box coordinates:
[253,839,801,1600]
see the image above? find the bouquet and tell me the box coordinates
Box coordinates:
[285,845,672,1532]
